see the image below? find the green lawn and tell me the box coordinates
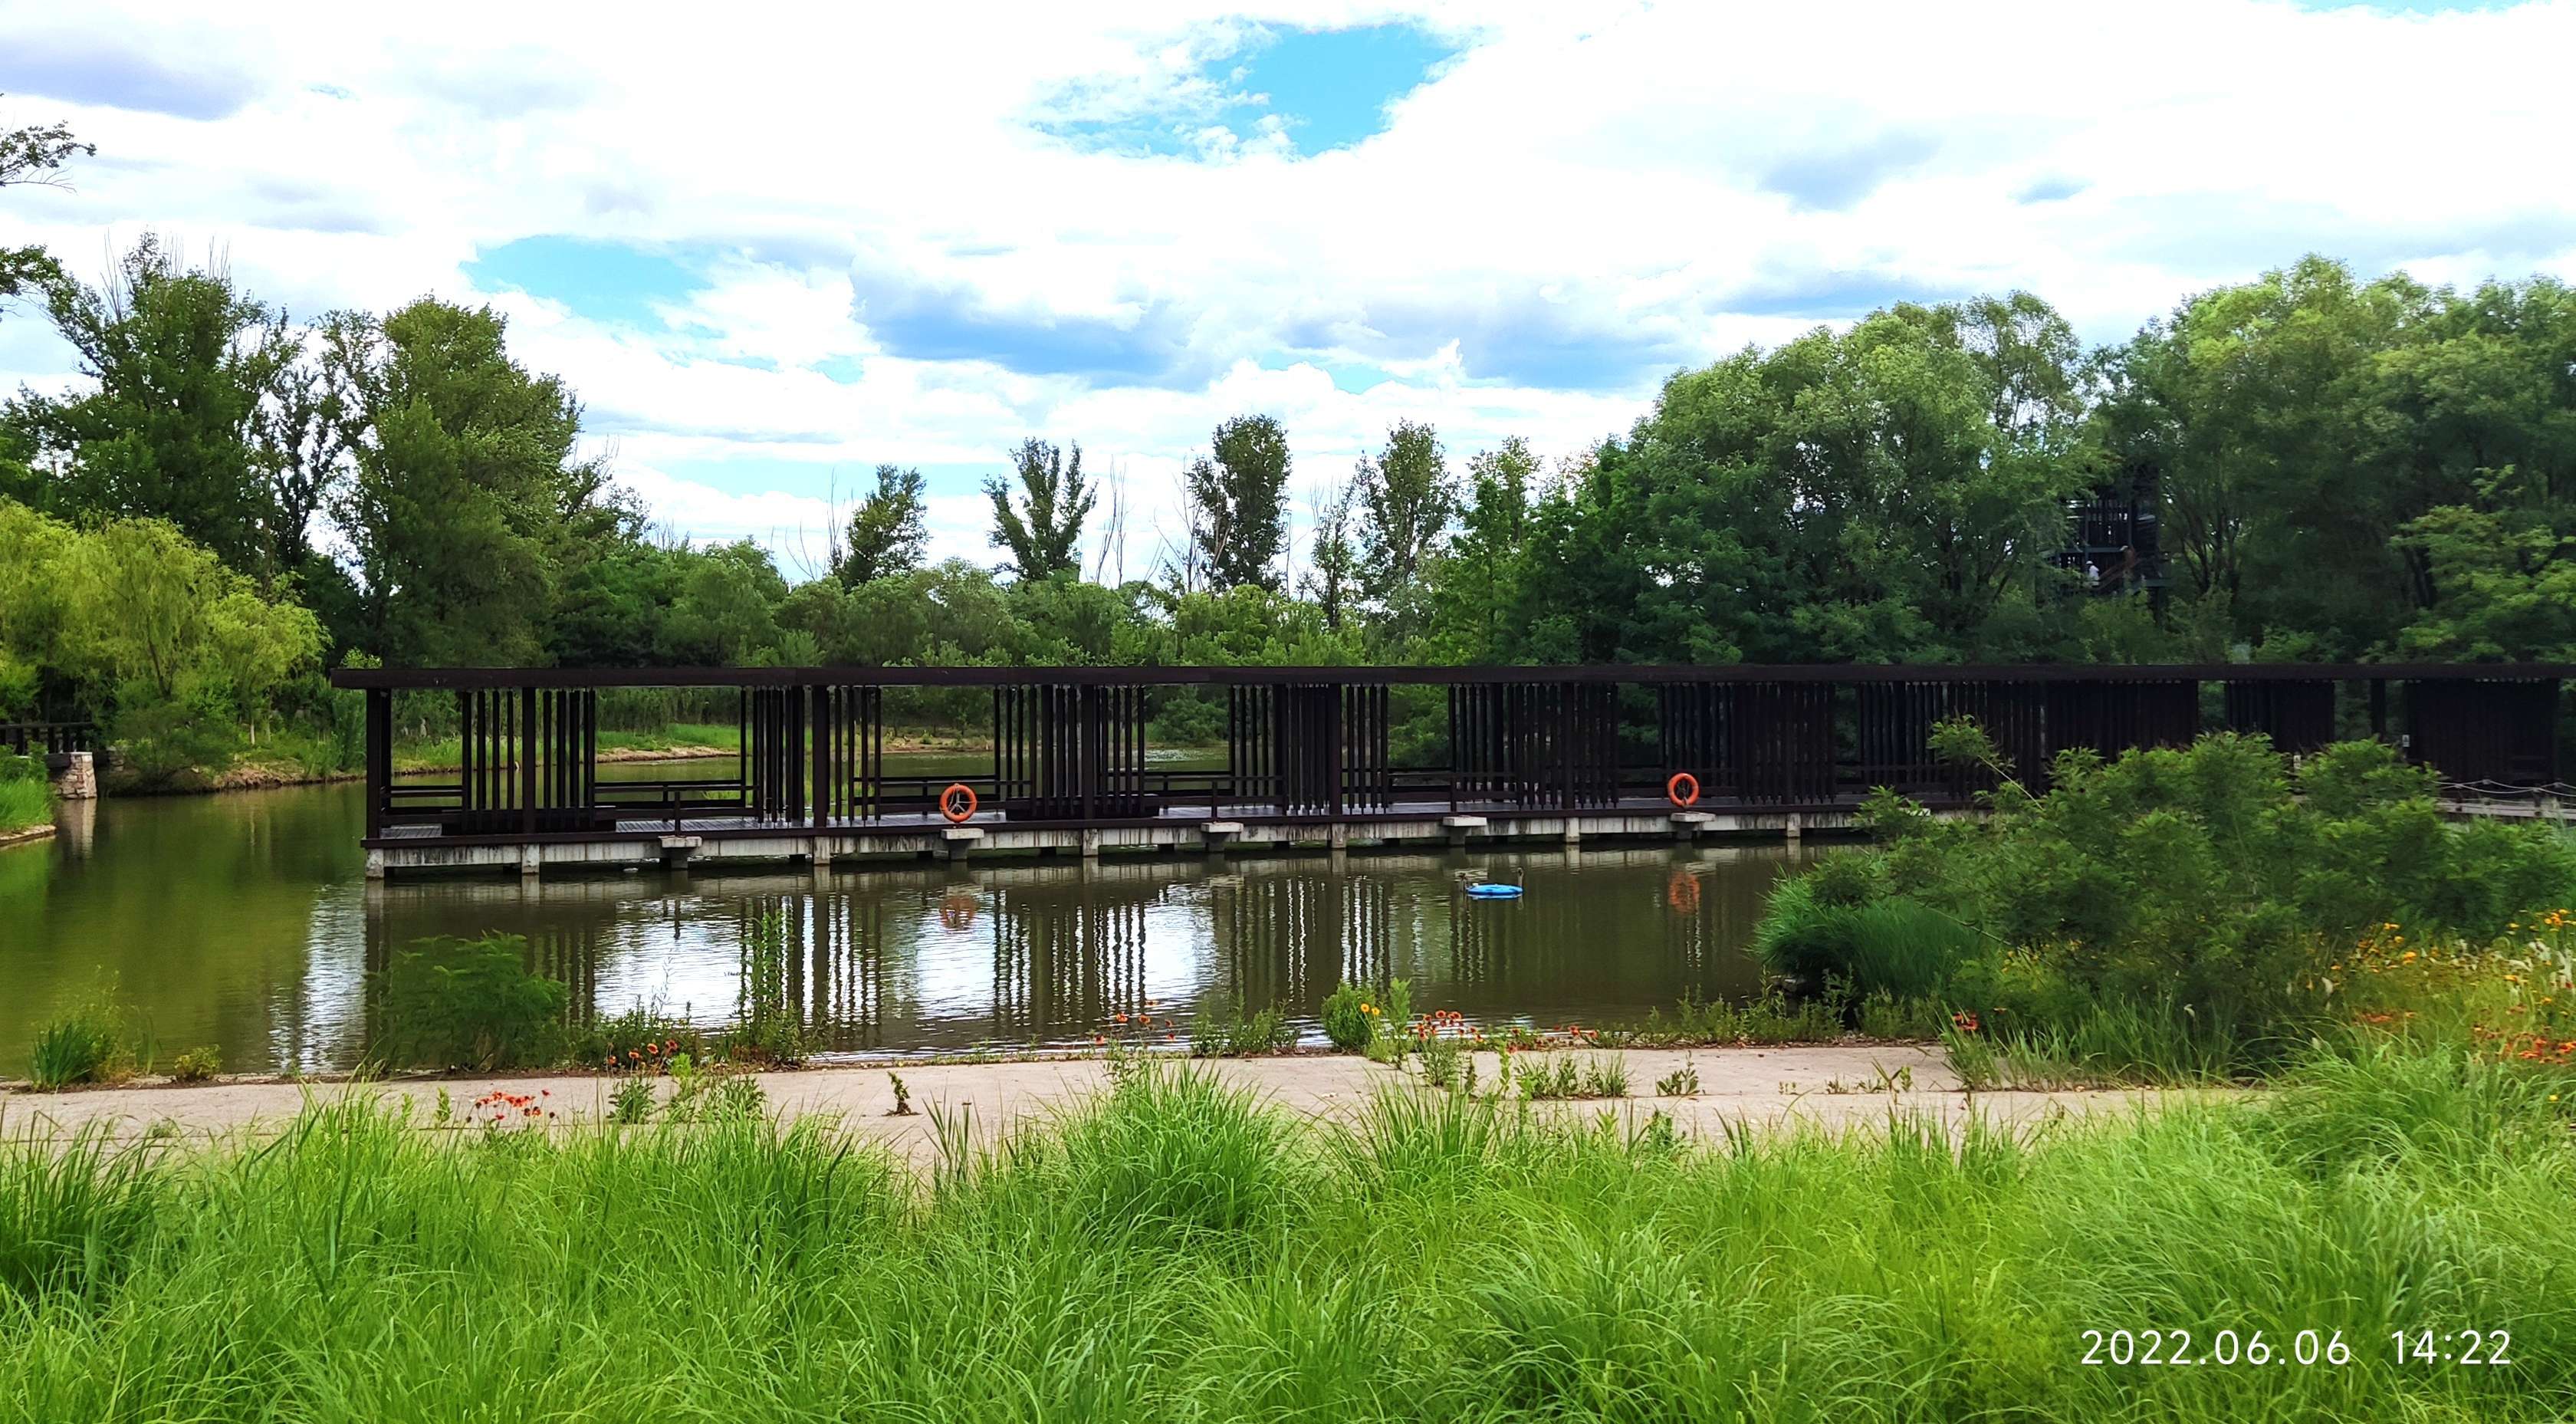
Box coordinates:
[5,1047,2571,1421]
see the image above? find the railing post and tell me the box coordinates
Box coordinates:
[364,689,389,840]
[518,685,537,836]
[811,684,831,833]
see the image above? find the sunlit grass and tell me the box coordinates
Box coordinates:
[4,1052,2571,1419]
[0,776,49,834]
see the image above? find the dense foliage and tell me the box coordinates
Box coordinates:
[1754,728,2576,1070]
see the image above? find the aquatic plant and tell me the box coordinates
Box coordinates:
[25,1001,123,1091]
[1188,993,1294,1058]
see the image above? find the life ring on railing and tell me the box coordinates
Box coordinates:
[1665,771,1700,808]
[940,783,978,823]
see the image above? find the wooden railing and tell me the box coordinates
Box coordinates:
[334,663,2576,844]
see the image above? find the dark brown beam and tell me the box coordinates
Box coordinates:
[330,662,2576,691]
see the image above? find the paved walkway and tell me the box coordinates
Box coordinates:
[2,1044,2192,1162]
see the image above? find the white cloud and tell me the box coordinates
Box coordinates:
[6,0,2572,575]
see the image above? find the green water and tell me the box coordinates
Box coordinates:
[0,758,1806,1074]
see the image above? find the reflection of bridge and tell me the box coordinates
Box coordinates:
[332,663,2571,878]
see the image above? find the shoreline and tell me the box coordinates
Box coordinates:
[0,1044,2186,1156]
[0,821,57,851]
[99,735,997,798]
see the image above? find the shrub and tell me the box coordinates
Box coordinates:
[1319,982,1372,1052]
[168,1046,220,1083]
[1654,1061,1700,1097]
[608,1076,656,1125]
[28,1005,123,1090]
[1188,994,1295,1057]
[1417,1034,1462,1090]
[716,914,806,1065]
[1776,732,2576,1070]
[1750,877,1983,1000]
[568,1003,701,1069]
[107,693,242,789]
[370,934,569,1071]
[1578,1054,1630,1098]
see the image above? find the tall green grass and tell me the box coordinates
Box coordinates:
[4,1051,2572,1419]
[1750,873,1983,999]
[24,1005,120,1091]
[0,755,50,834]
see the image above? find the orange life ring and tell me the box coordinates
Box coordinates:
[1665,771,1700,807]
[940,783,978,823]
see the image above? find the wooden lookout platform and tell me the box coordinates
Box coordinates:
[330,663,2572,880]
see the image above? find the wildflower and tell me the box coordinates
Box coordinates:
[1115,1013,1129,1024]
[664,1039,678,1054]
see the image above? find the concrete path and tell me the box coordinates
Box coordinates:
[2,1044,2188,1162]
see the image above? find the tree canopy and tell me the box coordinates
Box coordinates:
[6,239,2574,761]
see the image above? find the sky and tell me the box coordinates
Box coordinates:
[2,0,2571,583]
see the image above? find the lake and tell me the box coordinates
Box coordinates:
[0,755,1810,1075]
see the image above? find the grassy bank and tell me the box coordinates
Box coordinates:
[113,720,1018,794]
[5,1047,2572,1420]
[0,755,50,836]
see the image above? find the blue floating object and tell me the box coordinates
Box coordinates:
[1466,883,1523,899]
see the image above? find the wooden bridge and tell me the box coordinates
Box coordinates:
[330,663,2571,879]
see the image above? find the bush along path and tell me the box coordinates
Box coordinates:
[1747,725,2576,1090]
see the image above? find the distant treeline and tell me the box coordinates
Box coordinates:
[5,110,2573,768]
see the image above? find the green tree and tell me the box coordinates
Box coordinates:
[658,541,787,666]
[1177,414,1293,592]
[0,99,90,304]
[985,439,1093,580]
[1299,479,1361,634]
[2091,258,2434,656]
[1353,419,1453,633]
[837,464,929,586]
[9,236,294,576]
[1427,436,1539,660]
[331,299,611,665]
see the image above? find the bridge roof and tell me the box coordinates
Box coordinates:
[330,663,2576,690]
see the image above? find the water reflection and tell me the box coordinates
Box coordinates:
[341,845,1803,1064]
[0,775,1812,1074]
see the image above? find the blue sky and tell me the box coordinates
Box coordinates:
[1043,22,1458,157]
[3,0,2571,571]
